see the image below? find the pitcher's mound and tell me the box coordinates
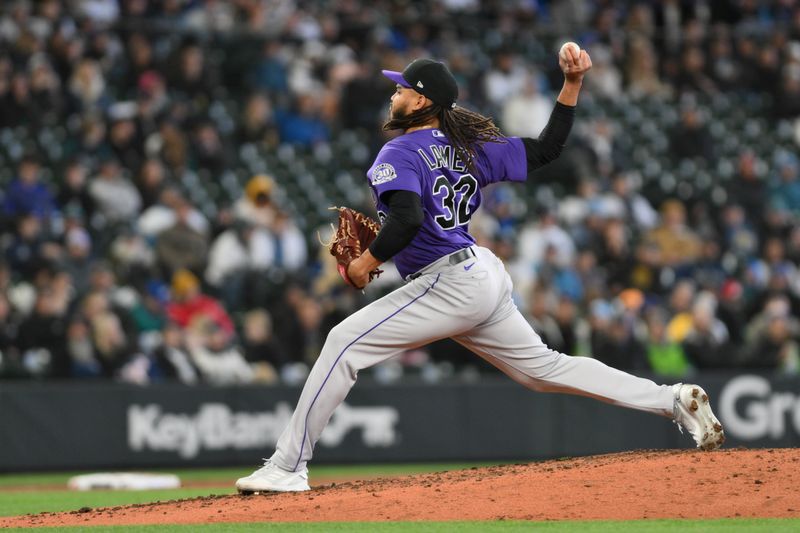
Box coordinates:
[4,449,800,528]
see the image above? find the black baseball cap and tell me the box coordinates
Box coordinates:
[382,59,458,109]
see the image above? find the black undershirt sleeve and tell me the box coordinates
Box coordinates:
[368,190,424,262]
[521,101,576,178]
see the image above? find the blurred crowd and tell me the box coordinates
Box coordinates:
[1,0,799,385]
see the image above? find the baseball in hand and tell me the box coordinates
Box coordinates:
[559,42,580,62]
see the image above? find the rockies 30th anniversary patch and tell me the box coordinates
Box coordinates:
[371,163,397,185]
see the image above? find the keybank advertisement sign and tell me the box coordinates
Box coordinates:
[2,376,798,471]
[127,375,799,459]
[719,375,800,441]
[127,402,400,458]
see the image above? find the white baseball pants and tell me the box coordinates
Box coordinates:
[271,246,674,472]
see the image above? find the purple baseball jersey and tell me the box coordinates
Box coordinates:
[366,128,527,278]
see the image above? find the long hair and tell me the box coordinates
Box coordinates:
[383,104,504,174]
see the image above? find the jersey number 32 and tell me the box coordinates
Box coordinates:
[433,174,478,230]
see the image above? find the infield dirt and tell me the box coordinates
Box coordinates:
[3,448,799,528]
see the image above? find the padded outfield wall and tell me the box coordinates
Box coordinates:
[0,373,798,471]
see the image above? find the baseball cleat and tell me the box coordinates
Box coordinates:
[236,460,310,493]
[672,383,725,451]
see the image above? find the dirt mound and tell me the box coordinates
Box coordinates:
[3,449,799,528]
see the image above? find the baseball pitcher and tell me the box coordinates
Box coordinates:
[236,44,724,493]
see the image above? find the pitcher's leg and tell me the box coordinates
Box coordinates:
[455,308,674,417]
[271,272,474,472]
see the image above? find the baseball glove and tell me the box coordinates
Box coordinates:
[324,206,383,288]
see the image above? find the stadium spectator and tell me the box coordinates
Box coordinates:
[663,279,696,341]
[483,49,528,110]
[669,106,714,162]
[155,199,209,277]
[65,318,100,378]
[673,47,719,97]
[148,121,190,175]
[516,208,576,275]
[501,72,552,138]
[109,113,144,173]
[596,218,636,292]
[61,224,92,294]
[237,93,279,147]
[339,61,390,131]
[526,286,564,351]
[580,117,624,178]
[720,204,759,261]
[5,215,51,281]
[273,286,327,366]
[774,65,800,119]
[708,31,740,87]
[729,150,767,229]
[276,92,330,146]
[589,298,647,370]
[251,40,289,94]
[64,114,111,163]
[29,57,63,126]
[625,35,671,98]
[56,159,96,223]
[67,58,109,114]
[638,199,702,273]
[134,157,168,211]
[185,320,255,386]
[139,187,209,240]
[2,72,35,128]
[192,122,229,179]
[17,289,68,378]
[553,295,580,356]
[681,292,731,369]
[644,308,691,378]
[122,33,158,95]
[3,156,56,221]
[90,310,137,378]
[234,175,277,229]
[137,70,169,128]
[166,269,234,340]
[769,151,800,217]
[130,280,169,337]
[149,320,198,384]
[168,41,212,105]
[205,218,273,311]
[269,210,308,272]
[88,157,142,225]
[752,45,781,97]
[606,173,658,230]
[743,295,800,371]
[241,308,289,373]
[582,44,622,99]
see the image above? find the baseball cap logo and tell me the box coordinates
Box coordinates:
[417,80,424,89]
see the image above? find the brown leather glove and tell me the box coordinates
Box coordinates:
[327,207,383,288]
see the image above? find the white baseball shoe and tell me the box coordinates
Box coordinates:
[672,383,725,451]
[236,460,310,493]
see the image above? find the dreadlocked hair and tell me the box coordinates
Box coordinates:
[383,104,504,174]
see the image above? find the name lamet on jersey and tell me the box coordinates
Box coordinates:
[417,144,466,173]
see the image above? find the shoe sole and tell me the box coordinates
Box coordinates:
[682,386,725,451]
[238,487,309,495]
[236,483,310,494]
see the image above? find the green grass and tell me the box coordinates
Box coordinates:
[0,463,503,517]
[0,488,233,517]
[2,518,799,532]
[0,462,499,489]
